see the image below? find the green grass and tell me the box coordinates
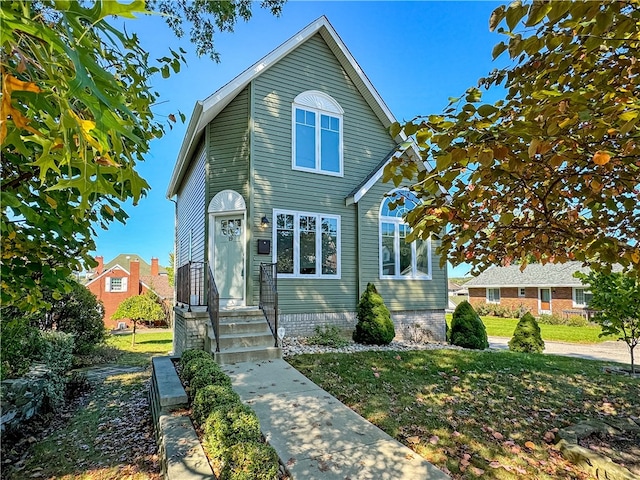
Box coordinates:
[288,349,639,480]
[4,331,173,479]
[446,314,616,343]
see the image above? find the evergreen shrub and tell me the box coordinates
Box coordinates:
[352,283,395,345]
[182,356,214,384]
[190,362,232,394]
[203,403,262,458]
[509,313,545,354]
[180,349,211,369]
[220,441,280,480]
[449,301,489,350]
[192,384,241,425]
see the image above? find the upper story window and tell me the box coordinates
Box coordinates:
[105,276,127,292]
[292,91,343,176]
[518,287,526,297]
[379,189,431,280]
[274,209,340,279]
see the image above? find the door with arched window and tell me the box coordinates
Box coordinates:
[208,190,246,306]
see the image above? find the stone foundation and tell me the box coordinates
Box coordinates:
[173,307,209,357]
[280,309,446,342]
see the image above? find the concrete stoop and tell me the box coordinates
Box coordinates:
[209,307,282,365]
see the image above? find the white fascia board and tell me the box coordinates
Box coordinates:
[467,283,581,288]
[167,15,408,198]
[84,264,130,287]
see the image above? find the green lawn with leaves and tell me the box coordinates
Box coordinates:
[4,331,173,480]
[288,349,639,479]
[446,314,616,343]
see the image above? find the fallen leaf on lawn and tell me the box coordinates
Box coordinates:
[544,431,556,443]
[525,441,536,450]
[492,431,504,441]
[489,461,502,469]
[429,435,439,444]
[453,431,461,437]
[470,466,485,476]
[374,372,380,378]
[406,436,420,444]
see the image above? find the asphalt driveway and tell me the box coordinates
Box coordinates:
[489,336,632,366]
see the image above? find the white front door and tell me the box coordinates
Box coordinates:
[214,215,245,305]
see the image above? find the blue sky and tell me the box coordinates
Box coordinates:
[92,1,504,276]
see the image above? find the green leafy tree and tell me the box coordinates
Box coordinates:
[385,0,640,276]
[112,292,164,346]
[167,253,175,287]
[449,301,488,350]
[508,312,545,354]
[1,0,284,312]
[576,271,640,373]
[353,283,395,345]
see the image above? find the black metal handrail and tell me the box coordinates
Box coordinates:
[207,265,220,353]
[259,262,279,347]
[176,261,206,311]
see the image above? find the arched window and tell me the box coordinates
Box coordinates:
[379,189,431,280]
[292,91,343,176]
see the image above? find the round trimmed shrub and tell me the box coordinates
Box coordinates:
[508,312,545,353]
[190,363,232,394]
[353,283,395,345]
[180,349,211,369]
[449,301,489,350]
[203,403,262,458]
[192,384,241,425]
[220,441,279,480]
[182,356,216,383]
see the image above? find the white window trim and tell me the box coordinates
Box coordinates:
[273,209,341,279]
[378,189,432,280]
[291,91,344,177]
[538,287,552,313]
[486,287,501,304]
[572,287,591,308]
[107,276,127,292]
[518,287,526,298]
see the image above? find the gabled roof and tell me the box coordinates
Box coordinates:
[85,264,129,288]
[140,275,173,300]
[167,15,412,198]
[465,262,602,288]
[103,254,167,276]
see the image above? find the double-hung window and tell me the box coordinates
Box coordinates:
[274,209,340,278]
[573,288,592,307]
[487,288,501,303]
[379,189,431,280]
[105,276,127,292]
[292,91,343,176]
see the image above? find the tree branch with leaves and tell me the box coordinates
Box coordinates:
[386,0,639,276]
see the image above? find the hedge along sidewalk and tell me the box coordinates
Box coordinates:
[222,359,449,480]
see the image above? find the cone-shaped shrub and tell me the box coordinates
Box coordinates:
[450,301,489,349]
[353,283,395,345]
[509,312,545,353]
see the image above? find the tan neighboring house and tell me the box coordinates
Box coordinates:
[465,262,599,317]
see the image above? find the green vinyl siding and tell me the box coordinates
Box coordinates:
[249,33,396,314]
[207,86,251,203]
[176,143,206,267]
[357,178,448,311]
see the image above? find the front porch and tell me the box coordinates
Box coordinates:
[174,262,281,364]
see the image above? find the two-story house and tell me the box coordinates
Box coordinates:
[167,17,448,361]
[86,254,172,329]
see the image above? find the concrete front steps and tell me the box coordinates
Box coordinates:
[208,306,281,365]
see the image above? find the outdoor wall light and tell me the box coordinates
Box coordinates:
[261,215,270,228]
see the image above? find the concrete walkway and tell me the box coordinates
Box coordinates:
[222,359,449,480]
[489,336,631,365]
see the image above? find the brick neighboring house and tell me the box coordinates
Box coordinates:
[85,254,173,330]
[465,262,604,317]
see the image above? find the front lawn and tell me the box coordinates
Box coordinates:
[289,349,639,479]
[446,314,616,343]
